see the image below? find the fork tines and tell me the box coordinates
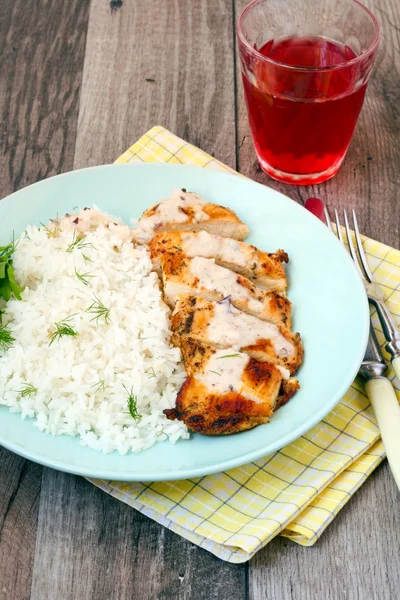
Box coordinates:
[325,208,374,284]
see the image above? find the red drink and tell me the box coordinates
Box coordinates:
[241,36,367,184]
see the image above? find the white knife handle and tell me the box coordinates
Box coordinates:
[392,356,400,384]
[365,377,400,490]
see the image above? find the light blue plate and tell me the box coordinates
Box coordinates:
[0,164,369,481]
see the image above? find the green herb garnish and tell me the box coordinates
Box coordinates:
[0,322,15,353]
[124,385,141,420]
[209,370,222,375]
[49,315,79,345]
[216,354,241,359]
[75,268,94,287]
[86,295,111,324]
[82,254,92,263]
[66,231,94,254]
[17,383,38,397]
[147,367,156,378]
[91,379,106,393]
[40,220,61,238]
[0,238,23,301]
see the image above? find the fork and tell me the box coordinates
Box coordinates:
[325,208,400,383]
[326,208,400,489]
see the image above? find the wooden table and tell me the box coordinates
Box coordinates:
[1,1,399,598]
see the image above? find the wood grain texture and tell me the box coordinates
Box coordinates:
[30,470,246,600]
[73,0,236,170]
[1,0,400,598]
[235,0,400,249]
[0,0,90,197]
[249,462,400,600]
[0,449,42,600]
[0,1,89,598]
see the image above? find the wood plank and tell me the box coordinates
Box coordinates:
[30,470,246,600]
[235,0,400,249]
[0,1,89,598]
[73,0,236,170]
[0,0,90,197]
[0,449,42,600]
[249,462,400,600]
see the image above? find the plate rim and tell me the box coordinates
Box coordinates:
[0,163,370,481]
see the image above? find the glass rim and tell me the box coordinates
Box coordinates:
[236,0,380,72]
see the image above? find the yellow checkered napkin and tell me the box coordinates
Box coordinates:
[88,126,400,563]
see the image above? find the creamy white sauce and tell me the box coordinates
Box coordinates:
[134,189,210,243]
[197,348,249,394]
[207,301,294,358]
[276,366,290,379]
[189,256,262,310]
[56,209,133,243]
[181,231,246,267]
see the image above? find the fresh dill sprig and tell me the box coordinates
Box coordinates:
[0,322,15,353]
[216,353,241,359]
[40,220,61,238]
[66,231,94,254]
[209,370,222,376]
[91,379,106,393]
[17,383,38,397]
[147,367,156,378]
[86,295,111,324]
[123,385,141,421]
[82,254,92,263]
[49,315,79,345]
[74,267,94,287]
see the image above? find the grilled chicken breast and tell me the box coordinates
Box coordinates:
[164,339,299,434]
[148,230,288,291]
[161,254,291,327]
[133,188,249,244]
[171,295,303,374]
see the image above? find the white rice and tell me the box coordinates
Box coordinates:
[0,210,189,453]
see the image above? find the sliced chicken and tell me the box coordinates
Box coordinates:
[171,295,303,374]
[164,339,299,434]
[161,254,291,327]
[133,188,249,244]
[148,230,288,291]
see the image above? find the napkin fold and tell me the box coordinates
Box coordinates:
[88,126,400,563]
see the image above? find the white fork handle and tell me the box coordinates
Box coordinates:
[392,356,400,385]
[365,377,400,490]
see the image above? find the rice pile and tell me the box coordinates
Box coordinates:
[0,209,189,453]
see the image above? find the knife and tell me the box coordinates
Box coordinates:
[358,314,400,489]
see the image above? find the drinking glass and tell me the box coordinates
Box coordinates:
[237,0,380,185]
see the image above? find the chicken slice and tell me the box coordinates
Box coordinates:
[164,339,299,434]
[148,230,288,291]
[161,254,291,327]
[133,188,249,244]
[171,295,303,374]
